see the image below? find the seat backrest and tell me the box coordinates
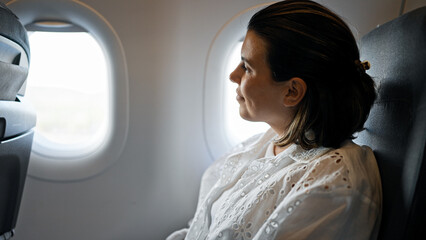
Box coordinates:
[0,2,29,101]
[0,3,35,239]
[355,6,426,240]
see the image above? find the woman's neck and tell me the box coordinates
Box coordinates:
[273,144,291,155]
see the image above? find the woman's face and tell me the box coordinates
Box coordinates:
[230,30,293,131]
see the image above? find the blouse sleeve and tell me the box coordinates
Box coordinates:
[253,150,381,240]
[254,187,380,240]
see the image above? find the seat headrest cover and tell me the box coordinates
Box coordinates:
[0,62,27,100]
[0,3,29,60]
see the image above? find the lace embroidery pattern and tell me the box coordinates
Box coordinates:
[290,145,330,162]
[186,131,358,240]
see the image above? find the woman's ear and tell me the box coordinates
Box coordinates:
[283,77,307,107]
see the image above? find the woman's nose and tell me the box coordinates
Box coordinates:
[229,65,241,84]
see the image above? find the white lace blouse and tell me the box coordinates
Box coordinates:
[168,129,382,240]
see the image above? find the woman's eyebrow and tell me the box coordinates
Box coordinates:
[241,56,253,66]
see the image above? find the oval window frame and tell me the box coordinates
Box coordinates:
[203,2,273,160]
[7,0,129,181]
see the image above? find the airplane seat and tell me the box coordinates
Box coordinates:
[355,6,426,240]
[0,3,36,240]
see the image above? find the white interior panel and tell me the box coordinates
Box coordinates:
[318,0,401,38]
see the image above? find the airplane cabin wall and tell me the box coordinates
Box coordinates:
[2,0,423,239]
[405,0,426,12]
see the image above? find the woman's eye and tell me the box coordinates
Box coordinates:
[240,62,248,72]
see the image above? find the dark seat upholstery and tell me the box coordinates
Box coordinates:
[355,6,426,240]
[0,3,35,240]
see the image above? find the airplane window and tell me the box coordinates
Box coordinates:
[26,31,109,157]
[224,41,269,144]
[7,0,129,181]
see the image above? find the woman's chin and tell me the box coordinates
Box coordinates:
[239,109,253,122]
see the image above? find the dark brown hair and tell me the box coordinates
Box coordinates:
[248,0,376,149]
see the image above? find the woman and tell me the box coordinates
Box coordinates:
[167,0,382,239]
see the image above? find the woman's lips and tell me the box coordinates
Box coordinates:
[236,90,244,101]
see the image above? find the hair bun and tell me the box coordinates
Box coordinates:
[355,60,370,72]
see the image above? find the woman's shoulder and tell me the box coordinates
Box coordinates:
[294,141,381,201]
[307,141,376,173]
[327,141,379,187]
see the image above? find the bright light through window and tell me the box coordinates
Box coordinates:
[26,31,108,151]
[225,41,269,144]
